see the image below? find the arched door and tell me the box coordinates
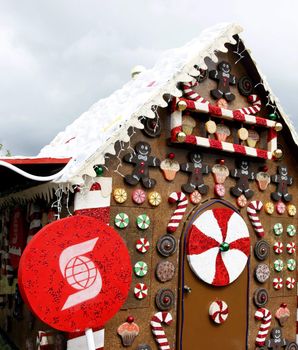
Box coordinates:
[177,199,250,350]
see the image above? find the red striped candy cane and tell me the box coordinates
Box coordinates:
[182,80,209,104]
[235,94,261,115]
[167,192,188,233]
[151,311,173,350]
[247,201,264,237]
[255,307,272,346]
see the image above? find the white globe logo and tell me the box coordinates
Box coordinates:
[65,255,97,290]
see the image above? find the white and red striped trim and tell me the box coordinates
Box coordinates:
[170,103,276,160]
[254,308,272,347]
[151,312,173,350]
[167,192,188,233]
[176,97,276,128]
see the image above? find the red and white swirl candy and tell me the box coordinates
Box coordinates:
[209,300,228,324]
[134,283,148,299]
[167,192,188,233]
[136,238,150,253]
[255,308,272,347]
[286,277,295,289]
[247,201,264,237]
[273,277,283,290]
[273,242,283,254]
[286,242,296,254]
[151,311,173,350]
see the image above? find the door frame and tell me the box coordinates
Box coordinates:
[177,198,250,350]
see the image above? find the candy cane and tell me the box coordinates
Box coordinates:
[182,80,209,104]
[151,311,173,350]
[235,94,261,115]
[167,192,188,233]
[247,201,264,237]
[255,307,272,346]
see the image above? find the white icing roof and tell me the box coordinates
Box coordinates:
[37,22,298,184]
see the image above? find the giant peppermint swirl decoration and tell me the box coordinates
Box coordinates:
[187,207,250,286]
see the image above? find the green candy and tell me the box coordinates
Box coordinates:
[134,261,148,277]
[287,258,296,271]
[286,224,296,237]
[273,223,283,236]
[219,242,230,252]
[136,214,150,230]
[273,259,284,272]
[114,212,129,229]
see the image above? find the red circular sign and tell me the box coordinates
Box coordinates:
[18,216,132,332]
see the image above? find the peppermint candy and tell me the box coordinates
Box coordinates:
[287,204,296,216]
[273,223,283,236]
[264,201,274,215]
[132,189,146,204]
[237,194,247,208]
[209,300,228,324]
[286,277,295,289]
[190,190,201,204]
[276,201,286,215]
[134,261,148,277]
[287,258,296,271]
[113,188,128,204]
[136,238,150,253]
[148,191,162,207]
[115,213,129,229]
[134,283,148,299]
[214,184,225,197]
[273,259,284,272]
[286,224,296,237]
[286,242,296,254]
[273,242,283,254]
[273,277,283,290]
[136,214,150,230]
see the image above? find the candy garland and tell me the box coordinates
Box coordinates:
[167,192,188,233]
[235,95,261,115]
[150,312,173,350]
[255,308,272,347]
[247,201,264,237]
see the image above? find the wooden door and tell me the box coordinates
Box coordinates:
[177,200,249,350]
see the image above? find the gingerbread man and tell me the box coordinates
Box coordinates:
[271,166,293,202]
[180,152,209,194]
[230,159,254,198]
[209,61,236,102]
[266,328,287,349]
[123,142,160,189]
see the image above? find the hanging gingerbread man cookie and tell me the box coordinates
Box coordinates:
[180,152,209,194]
[124,142,160,189]
[271,166,293,202]
[209,61,236,102]
[230,159,254,198]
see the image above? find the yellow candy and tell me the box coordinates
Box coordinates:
[113,188,128,204]
[148,191,162,207]
[287,204,296,217]
[264,201,274,215]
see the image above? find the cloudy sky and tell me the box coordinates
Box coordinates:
[0,0,297,156]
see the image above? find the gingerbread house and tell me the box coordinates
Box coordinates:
[0,23,297,350]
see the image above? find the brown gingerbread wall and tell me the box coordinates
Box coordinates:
[0,40,297,350]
